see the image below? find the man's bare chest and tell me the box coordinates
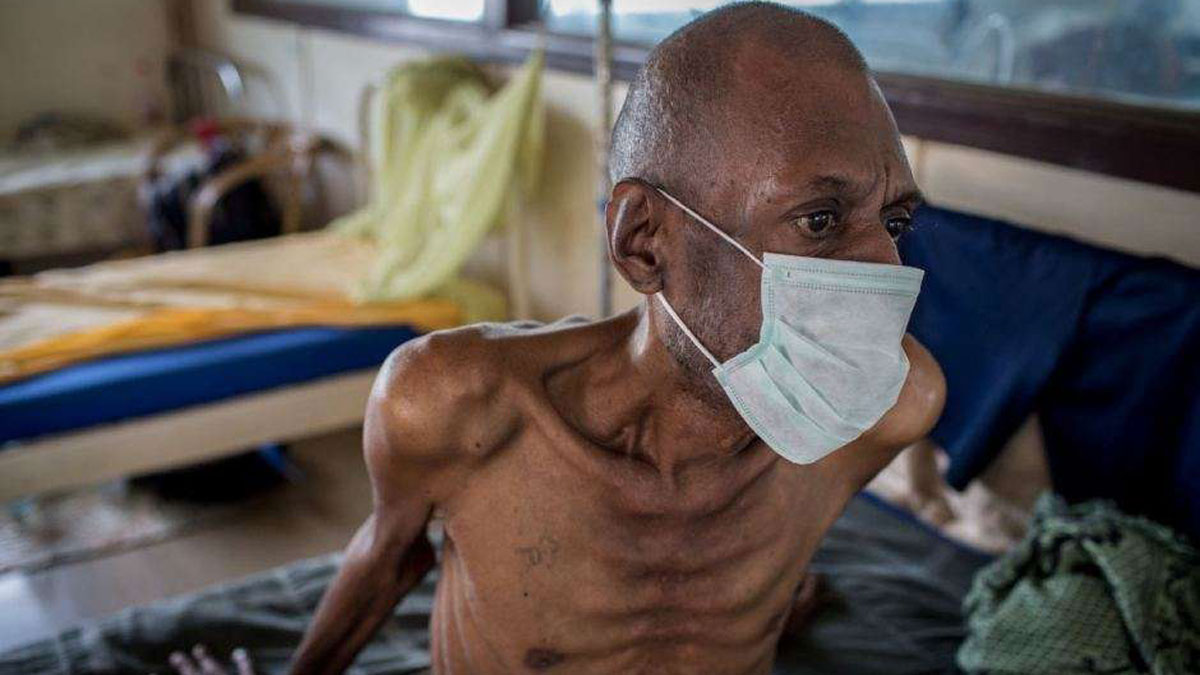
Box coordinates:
[433,435,843,666]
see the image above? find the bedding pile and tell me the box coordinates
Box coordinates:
[0,233,464,384]
[958,495,1200,674]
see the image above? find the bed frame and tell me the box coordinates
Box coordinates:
[0,369,375,502]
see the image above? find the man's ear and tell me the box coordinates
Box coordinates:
[606,179,667,296]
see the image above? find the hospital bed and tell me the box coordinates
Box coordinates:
[0,232,516,503]
[0,50,265,275]
[0,116,395,502]
[0,325,419,502]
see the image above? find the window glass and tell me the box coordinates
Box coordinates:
[276,0,486,22]
[408,0,485,21]
[542,0,1200,111]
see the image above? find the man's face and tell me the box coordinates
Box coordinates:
[670,53,923,368]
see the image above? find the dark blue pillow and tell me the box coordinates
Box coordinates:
[901,206,1200,539]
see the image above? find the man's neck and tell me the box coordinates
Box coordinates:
[585,303,757,475]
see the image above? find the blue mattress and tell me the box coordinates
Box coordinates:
[0,326,422,445]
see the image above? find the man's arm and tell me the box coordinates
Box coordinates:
[290,331,510,674]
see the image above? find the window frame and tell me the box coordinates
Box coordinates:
[232,0,1200,194]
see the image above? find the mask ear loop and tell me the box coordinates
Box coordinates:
[655,188,766,270]
[656,292,721,369]
[652,187,767,369]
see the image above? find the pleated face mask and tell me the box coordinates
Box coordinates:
[654,188,924,464]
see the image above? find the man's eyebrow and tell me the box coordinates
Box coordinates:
[893,188,926,208]
[805,173,859,195]
[801,174,924,207]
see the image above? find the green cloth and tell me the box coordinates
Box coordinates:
[958,494,1200,674]
[334,52,544,318]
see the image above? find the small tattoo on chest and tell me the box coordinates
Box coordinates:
[515,534,560,569]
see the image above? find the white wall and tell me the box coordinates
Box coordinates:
[193,0,1200,321]
[0,0,173,137]
[914,142,1200,268]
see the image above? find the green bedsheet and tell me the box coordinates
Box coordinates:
[958,495,1200,675]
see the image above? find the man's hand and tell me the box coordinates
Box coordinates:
[166,645,254,675]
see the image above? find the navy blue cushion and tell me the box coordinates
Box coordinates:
[0,326,421,445]
[901,206,1200,540]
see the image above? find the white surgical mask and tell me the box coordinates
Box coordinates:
[654,188,924,464]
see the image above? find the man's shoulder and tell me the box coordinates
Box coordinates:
[369,317,596,460]
[376,316,593,396]
[377,324,506,402]
[862,334,946,451]
[890,334,947,444]
[830,334,946,487]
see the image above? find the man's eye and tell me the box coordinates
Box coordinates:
[885,215,913,241]
[795,211,837,237]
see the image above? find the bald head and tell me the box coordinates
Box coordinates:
[609,2,870,204]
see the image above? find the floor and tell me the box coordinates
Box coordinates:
[0,427,372,651]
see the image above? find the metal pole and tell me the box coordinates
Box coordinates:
[595,0,614,317]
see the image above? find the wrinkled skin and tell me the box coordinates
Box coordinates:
[286,41,945,675]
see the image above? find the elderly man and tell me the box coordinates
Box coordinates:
[171,3,942,674]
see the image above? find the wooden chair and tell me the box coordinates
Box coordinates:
[142,118,358,249]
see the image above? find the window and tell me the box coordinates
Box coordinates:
[259,0,486,23]
[233,0,1200,192]
[542,0,1200,112]
[406,0,486,22]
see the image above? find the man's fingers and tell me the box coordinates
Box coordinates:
[169,645,250,675]
[232,648,254,675]
[169,651,200,675]
[192,645,226,675]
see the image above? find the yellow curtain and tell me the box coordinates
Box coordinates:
[336,52,545,305]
